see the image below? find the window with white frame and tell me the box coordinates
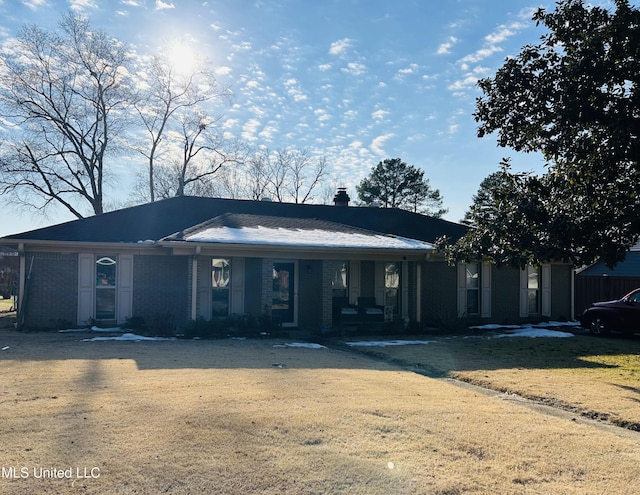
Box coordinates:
[520,264,551,317]
[526,265,540,315]
[95,255,117,320]
[384,262,400,314]
[211,258,231,317]
[465,263,480,316]
[458,262,491,318]
[330,261,349,298]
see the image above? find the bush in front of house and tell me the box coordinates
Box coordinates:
[124,313,176,338]
[179,314,281,339]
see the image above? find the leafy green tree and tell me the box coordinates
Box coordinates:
[356,158,447,217]
[460,171,504,226]
[441,159,570,268]
[447,0,640,268]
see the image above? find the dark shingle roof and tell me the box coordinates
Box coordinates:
[1,196,468,245]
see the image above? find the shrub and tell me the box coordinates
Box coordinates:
[124,314,177,338]
[179,313,281,340]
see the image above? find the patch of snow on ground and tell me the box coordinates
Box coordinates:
[538,321,581,328]
[492,327,574,338]
[82,333,174,342]
[90,326,123,332]
[346,340,437,347]
[469,321,580,331]
[283,342,326,349]
[60,326,125,333]
[468,324,522,331]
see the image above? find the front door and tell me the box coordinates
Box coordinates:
[272,262,296,325]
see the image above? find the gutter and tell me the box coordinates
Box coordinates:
[157,240,433,260]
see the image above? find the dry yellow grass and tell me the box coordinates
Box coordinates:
[0,297,15,313]
[0,330,639,494]
[350,331,640,429]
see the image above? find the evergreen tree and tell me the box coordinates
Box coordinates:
[356,158,447,217]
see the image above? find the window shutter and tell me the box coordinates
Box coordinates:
[457,262,466,318]
[348,261,360,305]
[481,262,491,318]
[541,264,552,317]
[117,254,134,323]
[77,253,94,325]
[230,257,245,315]
[375,261,385,306]
[197,256,210,318]
[519,268,529,318]
[401,261,409,318]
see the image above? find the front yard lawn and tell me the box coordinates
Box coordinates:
[348,329,640,429]
[0,329,639,494]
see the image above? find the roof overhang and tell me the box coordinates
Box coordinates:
[0,238,165,253]
[160,239,432,261]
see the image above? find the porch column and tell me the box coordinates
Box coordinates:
[190,247,200,320]
[321,261,333,329]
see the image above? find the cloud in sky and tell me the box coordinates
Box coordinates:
[396,63,420,78]
[371,109,389,120]
[69,0,97,9]
[20,0,47,10]
[449,20,531,94]
[155,0,174,10]
[329,38,352,56]
[459,21,528,66]
[370,133,394,155]
[341,61,366,75]
[436,36,458,55]
[242,118,261,141]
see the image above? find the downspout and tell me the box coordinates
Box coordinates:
[17,243,25,328]
[416,262,422,323]
[571,266,575,321]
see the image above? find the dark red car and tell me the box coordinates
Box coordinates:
[579,288,640,335]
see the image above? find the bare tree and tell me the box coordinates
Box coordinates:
[288,153,328,204]
[132,44,231,202]
[150,113,245,199]
[0,13,132,217]
[242,150,271,200]
[161,144,330,203]
[251,148,328,203]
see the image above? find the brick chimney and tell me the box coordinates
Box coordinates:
[333,187,350,206]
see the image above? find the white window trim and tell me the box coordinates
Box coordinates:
[77,253,133,325]
[519,264,551,317]
[457,262,491,318]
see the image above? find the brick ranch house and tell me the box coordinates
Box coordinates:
[0,193,573,333]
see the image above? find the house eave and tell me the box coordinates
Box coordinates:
[0,238,165,253]
[159,240,432,260]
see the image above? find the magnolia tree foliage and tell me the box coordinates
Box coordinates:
[356,158,447,217]
[442,0,640,268]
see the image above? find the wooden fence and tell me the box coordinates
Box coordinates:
[574,276,640,317]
